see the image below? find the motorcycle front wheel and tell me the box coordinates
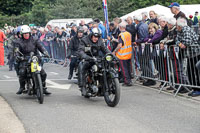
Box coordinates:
[35,73,44,104]
[104,78,120,107]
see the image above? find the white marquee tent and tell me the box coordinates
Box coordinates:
[121,4,200,20]
[180,4,200,17]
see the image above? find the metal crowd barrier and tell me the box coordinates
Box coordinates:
[42,37,70,67]
[191,25,199,35]
[133,43,200,96]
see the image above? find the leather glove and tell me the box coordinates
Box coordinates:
[43,51,50,58]
[91,57,97,62]
[16,56,24,62]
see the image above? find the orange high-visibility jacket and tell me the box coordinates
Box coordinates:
[0,31,5,66]
[116,31,132,60]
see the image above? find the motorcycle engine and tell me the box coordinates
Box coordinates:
[92,65,98,72]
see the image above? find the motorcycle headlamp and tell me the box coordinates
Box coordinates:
[32,56,38,63]
[105,54,113,62]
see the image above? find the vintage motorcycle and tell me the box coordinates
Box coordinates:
[80,53,121,107]
[16,49,47,104]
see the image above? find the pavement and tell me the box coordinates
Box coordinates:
[0,96,25,133]
[0,63,200,133]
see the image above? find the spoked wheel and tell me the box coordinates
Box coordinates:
[104,77,120,107]
[35,73,44,104]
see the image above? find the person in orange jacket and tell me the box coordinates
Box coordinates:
[0,29,7,66]
[112,21,133,86]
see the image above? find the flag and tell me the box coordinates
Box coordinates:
[102,0,111,50]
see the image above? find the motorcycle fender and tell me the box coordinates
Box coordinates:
[103,71,118,92]
[109,71,118,79]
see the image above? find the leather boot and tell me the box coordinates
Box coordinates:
[16,79,25,95]
[81,87,87,96]
[43,82,51,95]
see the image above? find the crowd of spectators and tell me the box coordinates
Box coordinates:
[1,2,200,96]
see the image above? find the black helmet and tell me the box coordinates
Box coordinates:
[77,26,84,33]
[91,28,101,37]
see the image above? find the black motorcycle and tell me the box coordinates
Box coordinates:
[81,53,121,107]
[16,50,46,104]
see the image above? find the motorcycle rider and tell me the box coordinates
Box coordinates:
[7,29,18,71]
[13,26,22,76]
[15,25,51,95]
[66,26,84,80]
[78,28,111,96]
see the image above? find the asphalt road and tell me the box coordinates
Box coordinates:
[0,63,200,133]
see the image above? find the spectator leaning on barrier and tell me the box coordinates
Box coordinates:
[160,18,177,48]
[134,14,149,79]
[153,16,168,44]
[144,23,163,44]
[112,21,133,86]
[176,17,200,94]
[176,18,199,49]
[135,14,149,44]
[160,17,186,91]
[142,23,162,86]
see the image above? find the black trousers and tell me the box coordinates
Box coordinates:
[18,61,47,88]
[187,55,200,91]
[78,61,94,87]
[119,59,132,84]
[8,53,15,70]
[69,57,78,76]
[153,51,169,81]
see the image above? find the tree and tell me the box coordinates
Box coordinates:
[1,0,200,28]
[0,0,33,16]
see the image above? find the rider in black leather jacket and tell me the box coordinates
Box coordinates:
[78,28,111,96]
[66,27,84,80]
[15,25,51,95]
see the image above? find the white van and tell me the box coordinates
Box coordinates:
[46,18,93,28]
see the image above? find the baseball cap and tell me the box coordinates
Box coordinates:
[168,2,180,8]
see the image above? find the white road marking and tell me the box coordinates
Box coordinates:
[3,75,11,79]
[0,78,73,82]
[49,72,59,75]
[0,79,18,82]
[46,79,71,90]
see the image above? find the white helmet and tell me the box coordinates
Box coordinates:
[91,28,102,37]
[21,25,31,34]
